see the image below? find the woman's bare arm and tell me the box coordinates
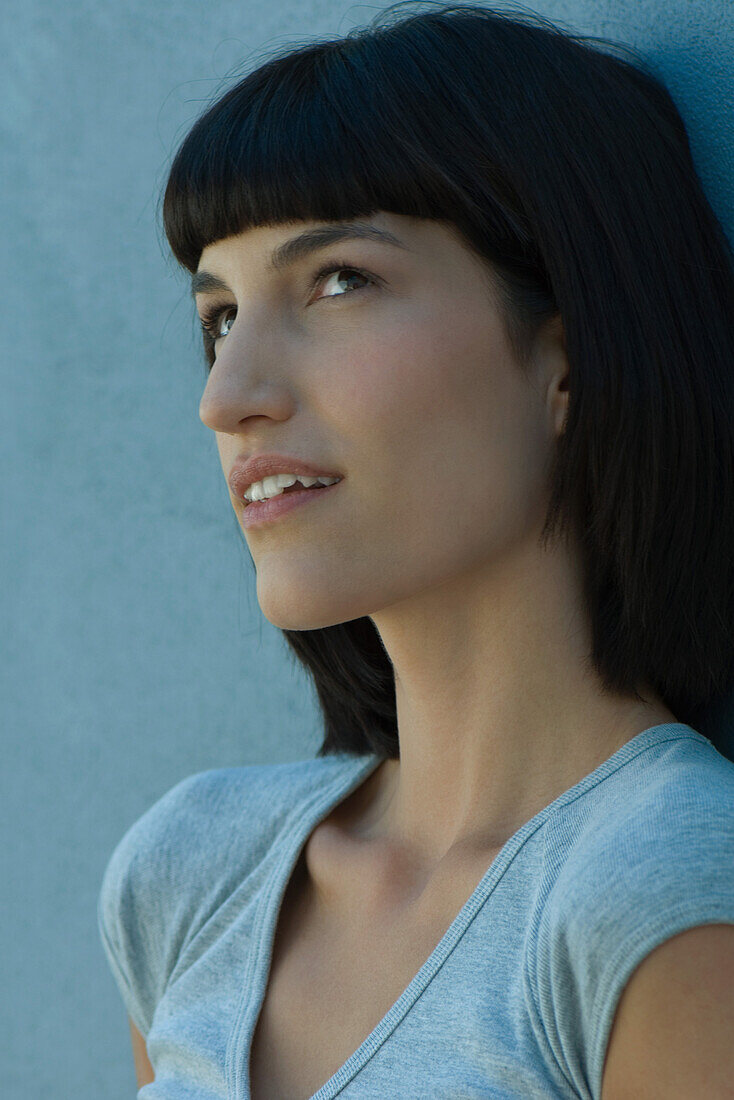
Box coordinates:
[128,1016,155,1090]
[601,924,734,1099]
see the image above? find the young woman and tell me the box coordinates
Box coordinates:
[98,3,734,1097]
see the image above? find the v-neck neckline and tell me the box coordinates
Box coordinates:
[226,721,704,1099]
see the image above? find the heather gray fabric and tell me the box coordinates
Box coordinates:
[97,722,734,1099]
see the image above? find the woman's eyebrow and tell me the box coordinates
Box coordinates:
[190,222,411,297]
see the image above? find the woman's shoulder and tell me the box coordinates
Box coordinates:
[96,752,359,1034]
[569,727,732,861]
[531,728,734,1098]
[101,753,356,890]
[543,727,734,915]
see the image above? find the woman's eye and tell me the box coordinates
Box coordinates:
[200,306,236,341]
[199,264,376,358]
[312,265,375,301]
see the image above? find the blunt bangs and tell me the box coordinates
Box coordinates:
[162,37,461,273]
[161,10,553,295]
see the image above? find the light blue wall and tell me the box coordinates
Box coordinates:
[2,1,731,1095]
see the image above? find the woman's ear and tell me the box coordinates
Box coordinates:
[540,313,569,439]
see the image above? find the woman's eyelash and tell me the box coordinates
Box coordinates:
[308,261,378,298]
[199,305,236,339]
[198,261,378,342]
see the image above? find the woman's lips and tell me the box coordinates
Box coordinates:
[240,480,341,529]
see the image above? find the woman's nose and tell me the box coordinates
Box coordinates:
[198,329,295,434]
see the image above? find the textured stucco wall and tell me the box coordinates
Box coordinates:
[2,1,731,1095]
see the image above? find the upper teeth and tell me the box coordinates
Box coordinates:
[244,473,341,503]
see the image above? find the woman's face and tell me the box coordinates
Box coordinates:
[195,212,567,629]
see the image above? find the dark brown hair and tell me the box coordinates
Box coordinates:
[161,2,734,760]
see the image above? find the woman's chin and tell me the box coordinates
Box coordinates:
[256,587,369,632]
